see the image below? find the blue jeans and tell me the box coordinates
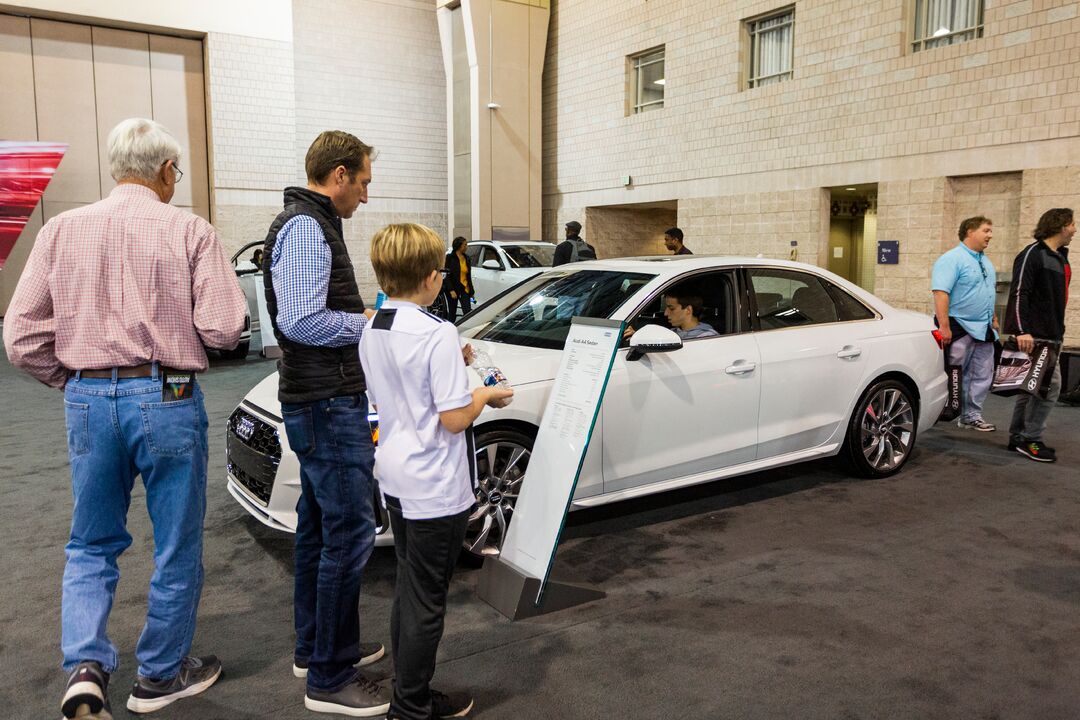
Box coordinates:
[61,372,208,680]
[947,334,995,423]
[282,394,376,692]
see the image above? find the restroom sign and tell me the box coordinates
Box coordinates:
[877,240,899,265]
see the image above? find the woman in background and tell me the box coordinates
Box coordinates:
[443,236,474,320]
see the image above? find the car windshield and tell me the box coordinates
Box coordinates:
[501,244,555,268]
[458,269,656,349]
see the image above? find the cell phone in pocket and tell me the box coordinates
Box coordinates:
[162,371,195,402]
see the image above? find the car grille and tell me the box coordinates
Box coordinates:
[227,406,281,506]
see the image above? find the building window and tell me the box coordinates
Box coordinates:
[629,47,664,114]
[746,8,794,89]
[912,0,984,52]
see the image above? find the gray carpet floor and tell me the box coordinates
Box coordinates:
[2,342,1079,719]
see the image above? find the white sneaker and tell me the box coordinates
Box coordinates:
[957,418,995,432]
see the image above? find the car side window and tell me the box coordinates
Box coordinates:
[825,281,876,321]
[749,269,839,329]
[623,271,738,346]
[465,245,483,266]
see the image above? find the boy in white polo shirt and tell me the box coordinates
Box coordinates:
[359,223,512,720]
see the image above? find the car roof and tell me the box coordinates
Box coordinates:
[469,240,555,247]
[559,255,818,272]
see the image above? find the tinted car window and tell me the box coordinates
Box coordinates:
[465,245,483,266]
[749,269,839,329]
[459,269,656,350]
[502,244,555,268]
[825,281,876,321]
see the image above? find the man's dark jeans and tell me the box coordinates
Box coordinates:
[385,495,470,720]
[281,394,376,692]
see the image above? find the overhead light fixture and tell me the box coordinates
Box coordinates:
[932,26,950,37]
[846,187,856,191]
[654,78,666,86]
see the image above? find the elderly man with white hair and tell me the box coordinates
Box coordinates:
[3,118,246,718]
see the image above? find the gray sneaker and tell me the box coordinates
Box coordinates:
[958,418,996,432]
[293,641,386,678]
[305,673,391,717]
[126,655,222,714]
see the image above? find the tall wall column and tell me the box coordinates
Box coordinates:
[437,0,548,242]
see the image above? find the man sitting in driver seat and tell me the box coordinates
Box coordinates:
[664,292,718,339]
[625,292,719,341]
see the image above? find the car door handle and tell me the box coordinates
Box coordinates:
[725,361,756,375]
[836,346,862,360]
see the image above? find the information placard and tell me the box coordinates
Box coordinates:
[497,317,622,602]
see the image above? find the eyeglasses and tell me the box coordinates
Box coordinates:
[162,160,183,183]
[977,254,987,280]
[439,268,449,278]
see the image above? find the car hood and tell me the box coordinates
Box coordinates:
[465,339,561,389]
[242,340,560,420]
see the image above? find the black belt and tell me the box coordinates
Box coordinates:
[73,364,191,379]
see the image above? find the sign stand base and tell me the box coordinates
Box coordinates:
[477,557,605,620]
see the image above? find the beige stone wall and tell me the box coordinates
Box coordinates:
[543,0,1080,195]
[678,189,825,268]
[584,206,676,258]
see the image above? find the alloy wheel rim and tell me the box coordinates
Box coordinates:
[859,388,915,471]
[466,439,530,556]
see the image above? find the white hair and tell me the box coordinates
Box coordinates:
[107,118,182,183]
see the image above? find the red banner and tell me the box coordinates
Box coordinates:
[0,141,67,268]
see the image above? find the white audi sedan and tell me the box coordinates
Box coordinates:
[226,256,947,560]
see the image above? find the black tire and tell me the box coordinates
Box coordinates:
[843,378,919,478]
[220,341,250,360]
[463,426,535,564]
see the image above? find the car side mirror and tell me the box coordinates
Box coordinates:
[481,259,501,270]
[627,324,682,361]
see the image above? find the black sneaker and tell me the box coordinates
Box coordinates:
[1016,441,1056,463]
[61,661,110,719]
[126,655,222,714]
[304,673,391,717]
[431,688,475,718]
[293,642,386,678]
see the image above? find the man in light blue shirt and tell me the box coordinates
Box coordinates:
[931,216,999,431]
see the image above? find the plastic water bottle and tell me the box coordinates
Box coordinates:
[375,291,387,309]
[470,348,512,398]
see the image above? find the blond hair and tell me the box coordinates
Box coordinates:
[370,223,445,296]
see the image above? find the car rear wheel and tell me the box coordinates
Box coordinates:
[464,427,534,562]
[844,379,918,478]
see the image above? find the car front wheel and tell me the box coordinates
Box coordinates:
[464,427,534,562]
[844,379,918,478]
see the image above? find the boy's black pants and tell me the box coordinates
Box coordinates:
[384,495,471,720]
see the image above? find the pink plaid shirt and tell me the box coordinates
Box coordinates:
[3,184,247,388]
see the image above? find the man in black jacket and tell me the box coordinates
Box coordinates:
[552,220,596,266]
[263,131,389,715]
[1003,207,1074,463]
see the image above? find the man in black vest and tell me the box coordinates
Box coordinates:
[263,131,390,716]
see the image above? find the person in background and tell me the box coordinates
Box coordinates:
[664,227,692,255]
[3,117,246,718]
[360,223,512,720]
[443,236,473,320]
[1003,207,1074,462]
[262,130,389,716]
[624,292,718,341]
[552,220,596,266]
[931,216,998,432]
[251,248,263,269]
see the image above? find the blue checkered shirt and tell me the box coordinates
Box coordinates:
[270,215,367,347]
